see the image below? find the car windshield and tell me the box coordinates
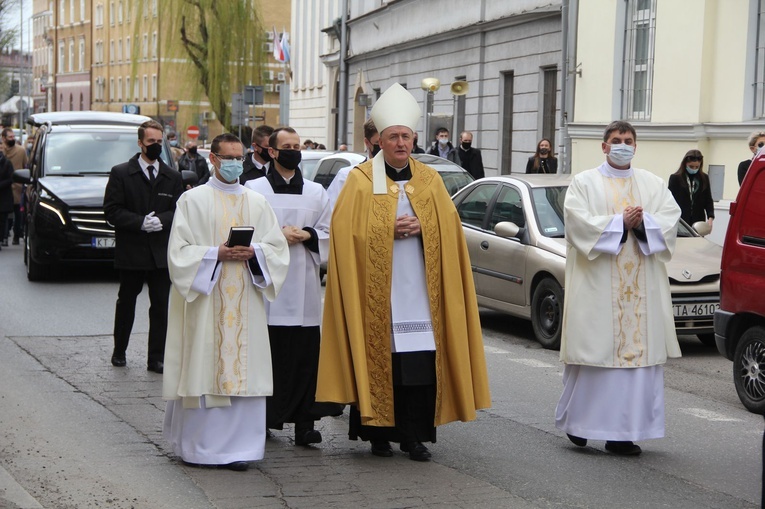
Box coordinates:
[439,170,474,196]
[530,185,698,238]
[44,130,171,175]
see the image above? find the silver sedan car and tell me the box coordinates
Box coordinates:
[452,174,722,350]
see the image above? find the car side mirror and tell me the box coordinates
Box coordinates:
[13,169,30,184]
[181,170,199,188]
[692,221,711,237]
[495,221,521,239]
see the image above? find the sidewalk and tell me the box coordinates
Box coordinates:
[1,334,536,509]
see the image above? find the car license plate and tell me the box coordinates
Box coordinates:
[92,237,115,248]
[673,302,719,318]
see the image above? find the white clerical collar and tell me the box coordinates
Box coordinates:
[208,173,244,194]
[599,161,634,179]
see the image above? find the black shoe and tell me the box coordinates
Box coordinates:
[222,461,249,471]
[567,434,587,447]
[111,354,126,367]
[403,441,431,462]
[605,441,642,456]
[294,429,322,446]
[12,237,19,245]
[370,440,393,457]
[0,240,7,247]
[147,360,164,373]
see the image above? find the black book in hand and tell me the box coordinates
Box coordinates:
[226,226,255,247]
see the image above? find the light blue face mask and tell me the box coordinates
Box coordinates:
[685,166,699,175]
[219,159,244,182]
[606,143,635,166]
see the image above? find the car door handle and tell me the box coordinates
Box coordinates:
[480,241,489,250]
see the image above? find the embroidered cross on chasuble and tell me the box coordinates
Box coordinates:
[603,175,648,367]
[212,191,251,394]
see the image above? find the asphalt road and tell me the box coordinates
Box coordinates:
[0,242,760,508]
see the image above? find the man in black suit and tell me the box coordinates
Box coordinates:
[104,120,184,373]
[457,131,485,180]
[240,124,274,185]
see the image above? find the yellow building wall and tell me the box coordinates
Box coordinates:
[572,0,618,122]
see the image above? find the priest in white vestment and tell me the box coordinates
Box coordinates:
[163,133,290,471]
[555,120,682,456]
[245,127,342,446]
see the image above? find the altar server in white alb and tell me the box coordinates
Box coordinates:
[163,133,289,472]
[246,126,342,445]
[555,120,681,456]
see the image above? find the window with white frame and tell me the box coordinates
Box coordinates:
[126,0,130,22]
[152,31,157,59]
[69,40,74,72]
[58,41,64,73]
[117,77,122,100]
[754,0,765,117]
[125,36,130,61]
[80,0,85,21]
[110,39,114,62]
[152,74,157,99]
[59,1,65,24]
[143,75,148,100]
[125,76,130,100]
[95,4,103,26]
[152,0,157,17]
[622,0,656,120]
[69,0,74,23]
[110,77,115,101]
[109,1,115,25]
[117,39,122,61]
[118,0,123,23]
[142,33,148,59]
[134,78,139,101]
[79,38,85,71]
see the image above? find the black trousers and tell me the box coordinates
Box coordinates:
[12,204,22,240]
[113,268,171,364]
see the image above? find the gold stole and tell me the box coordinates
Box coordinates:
[603,175,648,367]
[212,190,250,394]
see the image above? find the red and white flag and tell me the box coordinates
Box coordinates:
[273,26,285,62]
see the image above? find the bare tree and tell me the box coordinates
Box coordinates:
[133,0,265,130]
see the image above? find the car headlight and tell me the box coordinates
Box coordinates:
[40,200,66,226]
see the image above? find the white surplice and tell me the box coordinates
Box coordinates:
[245,177,330,326]
[162,175,290,464]
[390,180,436,353]
[555,162,681,441]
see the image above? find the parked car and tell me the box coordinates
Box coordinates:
[14,111,190,281]
[714,151,765,414]
[452,174,722,349]
[299,150,336,181]
[307,152,475,195]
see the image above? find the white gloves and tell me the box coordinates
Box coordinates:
[141,211,163,233]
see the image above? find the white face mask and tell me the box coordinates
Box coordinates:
[606,143,635,167]
[438,138,449,146]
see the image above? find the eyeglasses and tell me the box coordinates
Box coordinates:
[214,153,244,162]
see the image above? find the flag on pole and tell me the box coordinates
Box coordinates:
[272,26,285,62]
[280,30,291,63]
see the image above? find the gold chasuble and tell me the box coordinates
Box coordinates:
[316,157,491,428]
[603,175,648,367]
[213,192,250,395]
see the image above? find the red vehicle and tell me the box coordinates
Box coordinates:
[714,150,765,414]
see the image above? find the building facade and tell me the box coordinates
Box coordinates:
[48,0,91,112]
[567,0,762,200]
[290,0,563,174]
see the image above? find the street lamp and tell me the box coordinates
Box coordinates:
[421,77,440,150]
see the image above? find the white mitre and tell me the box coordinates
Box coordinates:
[369,83,421,194]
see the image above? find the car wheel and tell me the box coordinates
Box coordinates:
[733,326,765,415]
[697,333,716,347]
[531,278,563,350]
[26,233,50,282]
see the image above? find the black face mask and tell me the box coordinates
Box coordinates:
[539,148,550,156]
[188,147,198,155]
[144,142,162,161]
[371,144,381,157]
[276,149,301,170]
[461,142,472,150]
[6,139,15,147]
[257,145,272,163]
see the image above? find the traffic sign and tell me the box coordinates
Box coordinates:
[187,125,200,139]
[167,100,178,112]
